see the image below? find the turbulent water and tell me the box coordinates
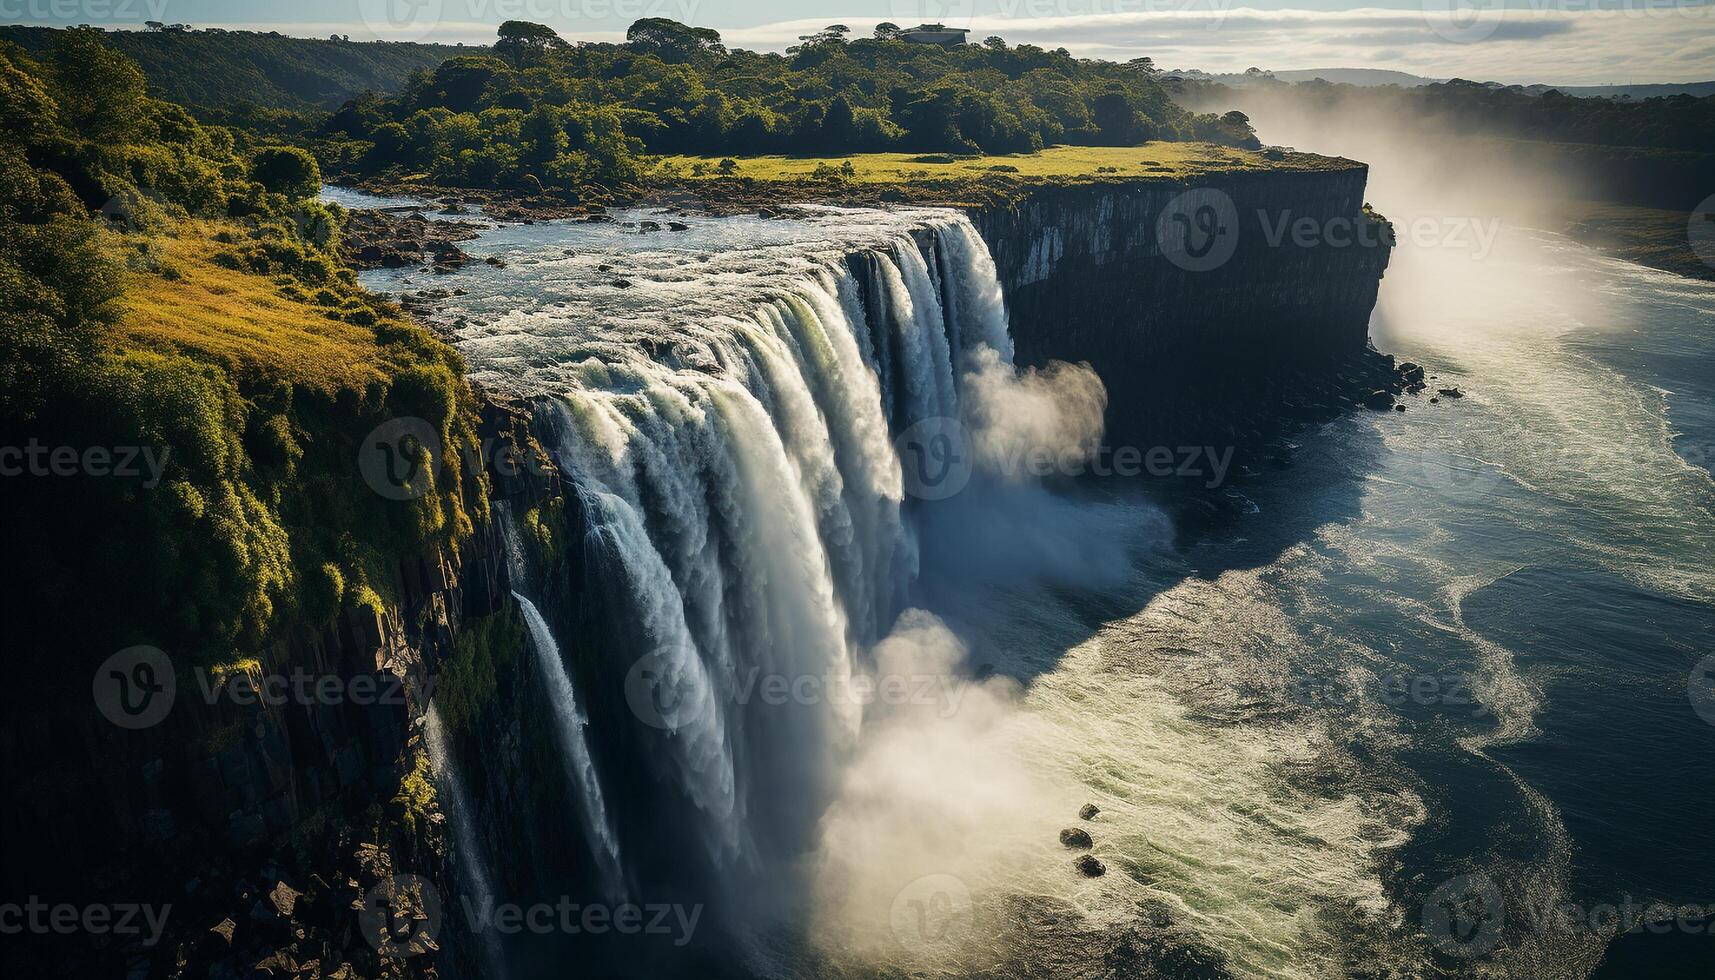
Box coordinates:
[343,177,1715,979]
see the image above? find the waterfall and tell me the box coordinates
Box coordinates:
[514,592,628,903]
[530,216,1028,878]
[423,705,505,978]
[454,209,1076,917]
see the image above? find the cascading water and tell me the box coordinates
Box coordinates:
[423,705,505,978]
[501,211,1026,893]
[378,205,1104,917]
[513,591,627,903]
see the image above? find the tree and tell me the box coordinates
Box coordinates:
[494,20,566,68]
[1218,109,1259,147]
[1124,57,1156,75]
[251,146,321,199]
[984,36,1007,51]
[429,56,509,113]
[874,22,901,41]
[820,93,856,150]
[48,28,146,143]
[794,24,851,52]
[1090,90,1139,144]
[520,103,566,163]
[626,18,726,63]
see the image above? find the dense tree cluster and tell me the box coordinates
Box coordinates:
[307,19,1257,190]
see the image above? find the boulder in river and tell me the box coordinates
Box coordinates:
[1079,803,1100,820]
[1074,855,1106,877]
[1060,827,1093,849]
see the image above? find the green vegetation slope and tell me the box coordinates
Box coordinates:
[0,31,484,690]
[0,25,477,109]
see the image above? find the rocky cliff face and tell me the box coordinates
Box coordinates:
[969,168,1392,445]
[0,430,520,980]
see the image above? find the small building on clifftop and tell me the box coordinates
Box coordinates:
[899,24,970,47]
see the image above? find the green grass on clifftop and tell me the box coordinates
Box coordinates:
[661,142,1359,185]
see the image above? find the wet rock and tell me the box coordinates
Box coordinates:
[668,221,691,232]
[1394,403,1406,412]
[484,256,505,267]
[1363,390,1395,410]
[1060,827,1093,849]
[1079,803,1100,820]
[638,220,662,232]
[1398,361,1425,383]
[598,264,614,272]
[612,279,633,289]
[1430,397,1440,404]
[268,880,301,918]
[1074,855,1106,877]
[1437,387,1464,398]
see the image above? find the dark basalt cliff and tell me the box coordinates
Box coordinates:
[969,168,1393,446]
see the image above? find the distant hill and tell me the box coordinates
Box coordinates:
[0,26,476,109]
[1519,81,1715,99]
[1170,66,1715,100]
[1270,68,1442,87]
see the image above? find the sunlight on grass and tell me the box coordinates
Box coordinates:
[116,220,390,394]
[658,142,1354,184]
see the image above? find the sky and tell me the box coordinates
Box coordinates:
[3,0,1712,85]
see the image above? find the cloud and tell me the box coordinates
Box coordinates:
[724,6,1715,86]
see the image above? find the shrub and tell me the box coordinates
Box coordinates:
[251,145,321,199]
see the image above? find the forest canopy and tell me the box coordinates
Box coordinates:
[305,19,1260,190]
